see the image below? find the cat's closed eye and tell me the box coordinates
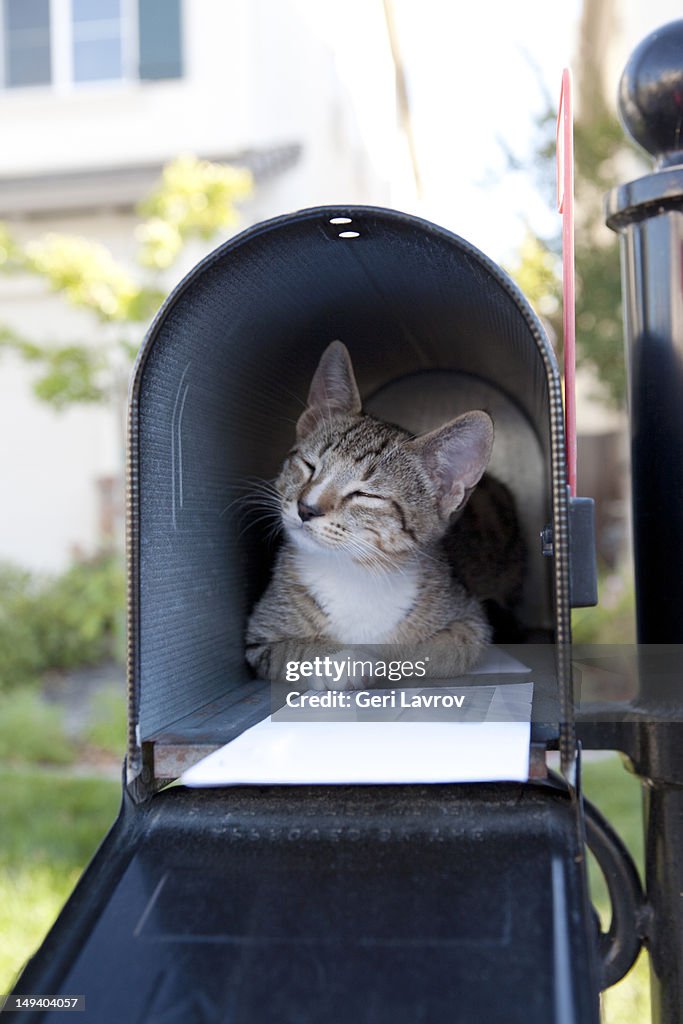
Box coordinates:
[288,451,316,476]
[345,490,387,503]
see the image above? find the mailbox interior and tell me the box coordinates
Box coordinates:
[128,207,569,789]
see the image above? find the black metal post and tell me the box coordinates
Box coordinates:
[606,20,683,1024]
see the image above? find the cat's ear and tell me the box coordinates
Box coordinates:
[296,341,362,438]
[415,411,494,517]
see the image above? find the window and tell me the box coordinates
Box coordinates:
[3,0,52,87]
[72,0,123,83]
[138,0,182,81]
[0,0,182,90]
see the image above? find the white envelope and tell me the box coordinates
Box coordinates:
[181,681,534,787]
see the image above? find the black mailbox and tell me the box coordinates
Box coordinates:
[13,206,605,1024]
[126,205,593,793]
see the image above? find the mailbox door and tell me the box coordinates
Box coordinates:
[12,783,599,1024]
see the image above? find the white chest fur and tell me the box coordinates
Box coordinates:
[294,550,419,644]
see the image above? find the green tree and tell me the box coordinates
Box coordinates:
[0,156,253,409]
[507,79,642,407]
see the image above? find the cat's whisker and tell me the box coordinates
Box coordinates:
[275,414,303,428]
[341,534,398,577]
[238,509,281,529]
[219,480,282,517]
[222,476,279,491]
[221,493,274,513]
[237,510,283,540]
[266,520,284,541]
[243,485,281,500]
[273,382,309,412]
[222,502,281,524]
[413,545,444,567]
[234,488,281,503]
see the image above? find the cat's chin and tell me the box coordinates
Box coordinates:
[285,525,360,559]
[284,525,330,553]
[286,527,396,569]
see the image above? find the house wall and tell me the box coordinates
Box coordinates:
[0,0,393,572]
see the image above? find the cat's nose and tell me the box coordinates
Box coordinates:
[297,499,324,523]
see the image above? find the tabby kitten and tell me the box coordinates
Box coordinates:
[245,341,514,690]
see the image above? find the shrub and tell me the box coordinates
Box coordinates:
[0,555,125,691]
[0,691,75,765]
[85,688,127,757]
[34,554,125,671]
[0,565,47,688]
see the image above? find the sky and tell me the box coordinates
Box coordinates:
[297,0,583,266]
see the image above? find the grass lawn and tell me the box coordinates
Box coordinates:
[583,755,650,1024]
[0,755,651,1020]
[0,770,121,993]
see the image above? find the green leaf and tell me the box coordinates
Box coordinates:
[137,155,253,269]
[0,155,253,409]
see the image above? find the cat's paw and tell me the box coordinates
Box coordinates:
[327,671,366,692]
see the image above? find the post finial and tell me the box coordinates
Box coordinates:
[618,19,683,168]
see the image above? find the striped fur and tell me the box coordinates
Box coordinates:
[246,342,523,687]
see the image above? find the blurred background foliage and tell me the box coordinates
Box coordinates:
[507,66,637,408]
[0,155,252,409]
[0,555,125,692]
